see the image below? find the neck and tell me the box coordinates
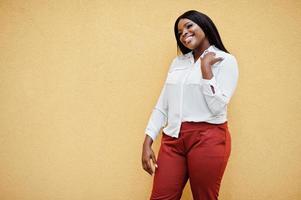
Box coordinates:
[193,39,211,60]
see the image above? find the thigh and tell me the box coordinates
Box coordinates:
[150,133,188,200]
[187,126,231,200]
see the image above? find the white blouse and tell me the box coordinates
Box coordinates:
[145,45,239,141]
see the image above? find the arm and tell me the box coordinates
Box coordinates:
[142,82,167,176]
[144,82,168,142]
[142,84,167,176]
[144,58,177,142]
[201,55,239,115]
[142,58,176,176]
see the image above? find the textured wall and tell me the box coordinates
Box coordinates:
[0,0,300,199]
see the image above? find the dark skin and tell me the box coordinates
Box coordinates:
[142,18,223,176]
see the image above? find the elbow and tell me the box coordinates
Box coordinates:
[208,104,226,115]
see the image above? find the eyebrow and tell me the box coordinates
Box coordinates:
[178,22,190,33]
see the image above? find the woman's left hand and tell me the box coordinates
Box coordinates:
[201,52,224,68]
[200,52,224,79]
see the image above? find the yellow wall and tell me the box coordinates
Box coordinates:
[0,0,300,199]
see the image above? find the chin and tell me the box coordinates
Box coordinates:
[186,44,197,50]
[182,40,197,50]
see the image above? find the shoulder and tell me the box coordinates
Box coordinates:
[213,46,238,66]
[208,47,238,74]
[213,48,238,78]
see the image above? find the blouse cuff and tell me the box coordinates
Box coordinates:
[201,76,217,96]
[145,130,156,142]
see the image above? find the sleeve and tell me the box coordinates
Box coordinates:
[200,55,239,115]
[144,58,177,141]
[144,82,168,141]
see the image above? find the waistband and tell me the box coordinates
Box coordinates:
[179,121,228,133]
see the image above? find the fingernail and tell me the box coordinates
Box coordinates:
[155,164,158,168]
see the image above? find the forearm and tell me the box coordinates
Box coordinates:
[200,56,239,115]
[201,64,215,94]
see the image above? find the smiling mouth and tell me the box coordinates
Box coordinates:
[184,35,194,44]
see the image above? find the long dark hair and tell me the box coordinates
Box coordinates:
[174,10,229,55]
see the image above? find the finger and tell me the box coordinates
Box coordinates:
[215,57,224,62]
[211,57,224,65]
[202,52,216,61]
[147,159,154,175]
[142,157,147,170]
[151,153,158,168]
[142,159,148,169]
[205,52,215,57]
[142,159,153,175]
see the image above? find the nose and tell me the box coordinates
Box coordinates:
[182,28,189,38]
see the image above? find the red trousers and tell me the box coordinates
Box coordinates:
[150,121,231,200]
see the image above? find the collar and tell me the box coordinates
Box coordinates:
[186,44,217,64]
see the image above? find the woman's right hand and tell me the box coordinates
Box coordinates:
[142,135,158,176]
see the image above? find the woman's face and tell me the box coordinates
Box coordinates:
[177,18,206,50]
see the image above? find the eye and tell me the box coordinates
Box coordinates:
[178,24,193,37]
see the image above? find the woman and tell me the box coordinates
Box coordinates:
[142,10,239,200]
